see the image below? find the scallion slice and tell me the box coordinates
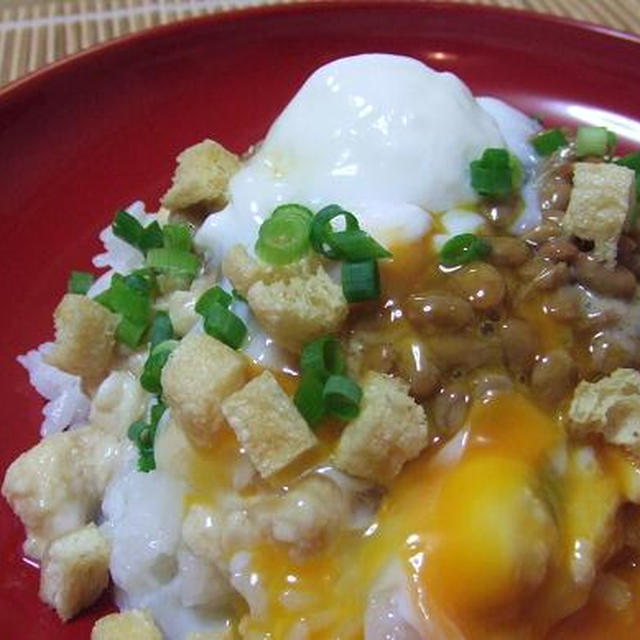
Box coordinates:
[67,271,95,295]
[440,233,492,267]
[271,203,313,223]
[112,209,144,247]
[616,152,640,202]
[146,247,200,279]
[162,224,192,252]
[310,204,360,259]
[150,399,166,426]
[139,221,164,253]
[95,273,153,348]
[327,229,392,261]
[300,336,345,381]
[293,372,326,427]
[96,275,151,325]
[323,374,362,420]
[149,312,174,349]
[530,128,567,156]
[341,260,380,302]
[196,286,233,316]
[616,151,640,173]
[115,318,148,348]
[203,303,247,349]
[124,268,157,297]
[470,148,522,197]
[127,419,148,443]
[255,213,311,266]
[575,126,611,157]
[140,339,178,394]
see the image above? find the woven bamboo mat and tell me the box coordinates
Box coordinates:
[1,0,640,87]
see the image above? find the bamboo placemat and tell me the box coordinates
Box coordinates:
[1,0,640,87]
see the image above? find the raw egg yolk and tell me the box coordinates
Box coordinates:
[426,452,556,616]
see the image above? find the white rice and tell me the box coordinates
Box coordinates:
[92,201,154,275]
[17,342,90,437]
[101,468,231,638]
[18,201,152,438]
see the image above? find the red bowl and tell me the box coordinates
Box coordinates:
[1,1,640,636]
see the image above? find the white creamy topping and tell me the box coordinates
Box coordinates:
[196,54,543,265]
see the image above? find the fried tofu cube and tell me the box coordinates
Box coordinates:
[247,267,347,353]
[161,139,240,212]
[334,372,428,483]
[2,425,118,559]
[39,523,110,621]
[91,609,162,640]
[222,244,319,297]
[222,371,317,478]
[44,294,119,385]
[562,162,636,266]
[569,367,640,454]
[161,332,248,448]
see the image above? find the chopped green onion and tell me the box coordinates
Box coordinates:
[139,221,164,253]
[95,273,153,348]
[293,372,326,427]
[124,269,157,297]
[323,374,362,420]
[440,233,492,267]
[470,148,521,197]
[575,126,610,157]
[530,129,567,156]
[255,212,311,266]
[146,247,200,279]
[509,154,524,189]
[127,399,165,473]
[341,260,380,302]
[127,419,148,443]
[149,312,174,349]
[150,400,166,426]
[112,209,144,247]
[67,271,95,295]
[196,286,233,316]
[140,340,178,394]
[616,152,640,173]
[271,203,313,223]
[300,336,345,381]
[616,152,640,202]
[310,205,360,259]
[162,224,192,252]
[327,229,392,261]
[115,318,148,348]
[607,130,618,154]
[203,303,247,349]
[96,275,152,325]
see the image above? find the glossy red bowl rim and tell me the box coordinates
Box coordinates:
[2,0,640,107]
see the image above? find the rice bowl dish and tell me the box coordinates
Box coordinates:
[5,53,640,639]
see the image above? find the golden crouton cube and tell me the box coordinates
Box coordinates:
[334,372,428,483]
[91,609,162,640]
[161,139,240,212]
[222,244,320,297]
[247,267,347,353]
[39,523,110,621]
[1,425,118,559]
[562,162,636,266]
[222,371,317,478]
[161,332,248,447]
[44,294,119,386]
[569,367,640,455]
